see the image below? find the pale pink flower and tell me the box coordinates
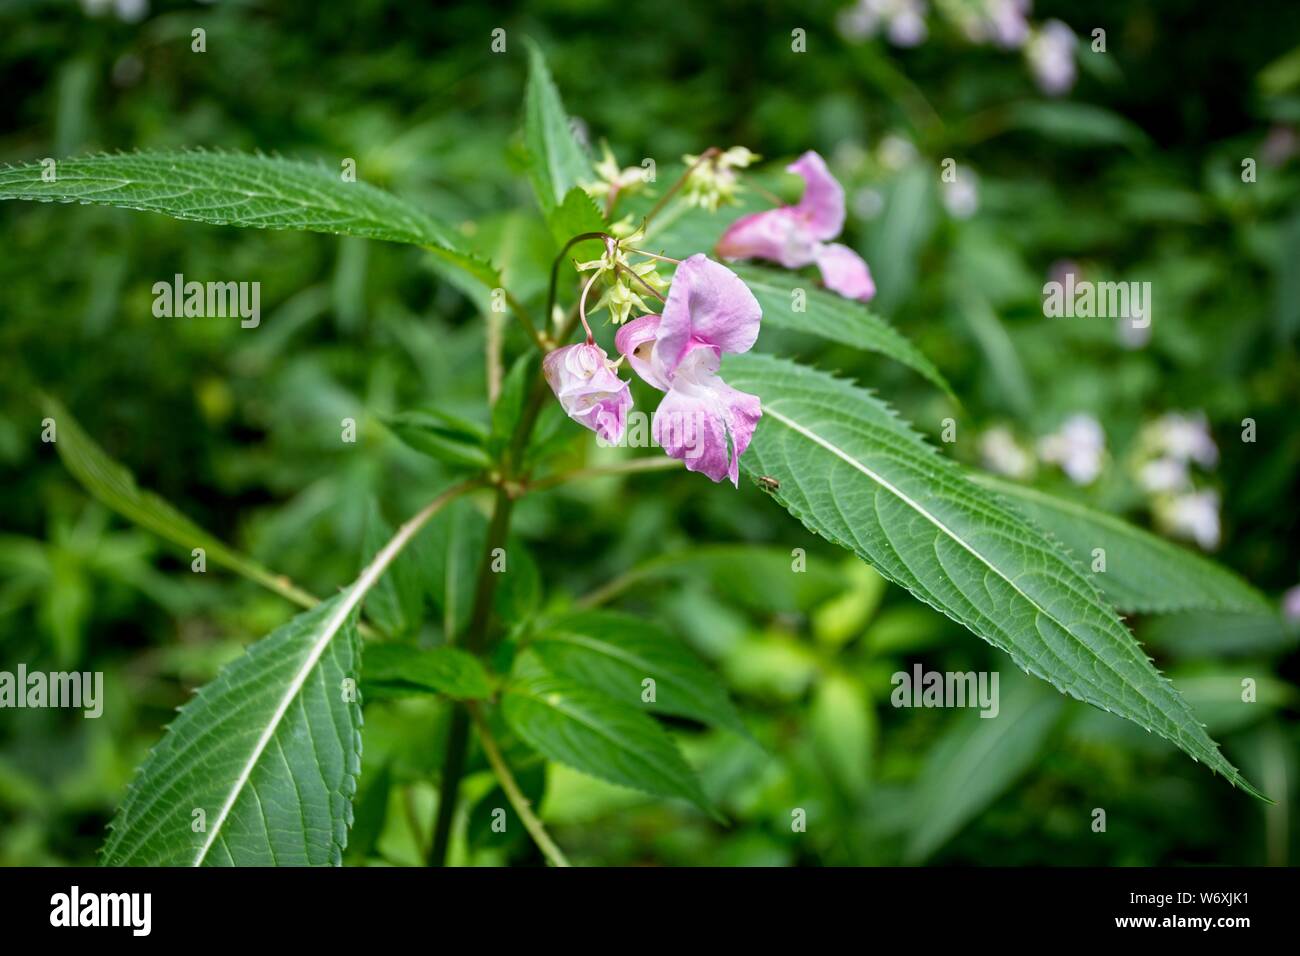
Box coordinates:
[717,151,876,302]
[542,342,633,445]
[616,255,763,485]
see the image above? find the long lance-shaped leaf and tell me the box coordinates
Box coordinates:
[724,353,1262,798]
[0,150,499,288]
[732,263,954,399]
[974,475,1270,616]
[41,396,317,610]
[522,40,591,219]
[101,483,473,865]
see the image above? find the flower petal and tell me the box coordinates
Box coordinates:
[788,151,846,242]
[651,357,762,486]
[814,242,876,301]
[542,343,633,444]
[653,255,762,379]
[716,206,816,269]
[614,313,669,391]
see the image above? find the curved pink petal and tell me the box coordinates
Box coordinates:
[614,313,669,391]
[542,342,633,444]
[653,255,762,379]
[814,243,876,301]
[652,364,762,487]
[716,206,817,269]
[788,151,845,242]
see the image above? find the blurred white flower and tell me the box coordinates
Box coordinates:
[839,0,929,47]
[1038,413,1105,485]
[942,169,979,218]
[1154,490,1221,551]
[1142,412,1218,468]
[986,0,1032,48]
[1026,20,1076,96]
[979,426,1035,479]
[953,0,1031,49]
[1137,457,1189,494]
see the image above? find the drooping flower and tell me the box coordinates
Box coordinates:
[1037,413,1105,485]
[717,151,876,302]
[542,342,633,445]
[615,255,763,486]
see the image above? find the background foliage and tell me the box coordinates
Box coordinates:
[1,0,1298,866]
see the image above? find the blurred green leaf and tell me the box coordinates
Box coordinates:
[363,643,492,700]
[41,396,316,610]
[905,674,1062,863]
[382,407,493,470]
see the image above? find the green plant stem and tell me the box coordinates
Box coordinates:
[467,702,571,867]
[428,238,594,867]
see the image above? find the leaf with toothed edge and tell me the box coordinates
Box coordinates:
[101,595,363,865]
[0,150,499,288]
[724,352,1264,799]
[732,263,954,399]
[502,675,715,815]
[973,475,1270,616]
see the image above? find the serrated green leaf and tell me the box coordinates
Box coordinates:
[530,610,747,735]
[101,595,363,865]
[0,151,498,288]
[41,396,314,608]
[502,675,712,813]
[975,476,1270,615]
[522,41,592,218]
[363,643,492,700]
[733,263,953,397]
[724,352,1262,798]
[548,186,607,260]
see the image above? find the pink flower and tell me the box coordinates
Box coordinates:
[716,151,876,302]
[542,342,632,445]
[615,255,763,485]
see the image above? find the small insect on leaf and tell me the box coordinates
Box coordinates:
[757,475,780,492]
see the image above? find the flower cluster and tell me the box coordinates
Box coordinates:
[837,0,1077,96]
[1132,412,1222,550]
[545,147,879,484]
[1037,413,1106,485]
[545,255,763,485]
